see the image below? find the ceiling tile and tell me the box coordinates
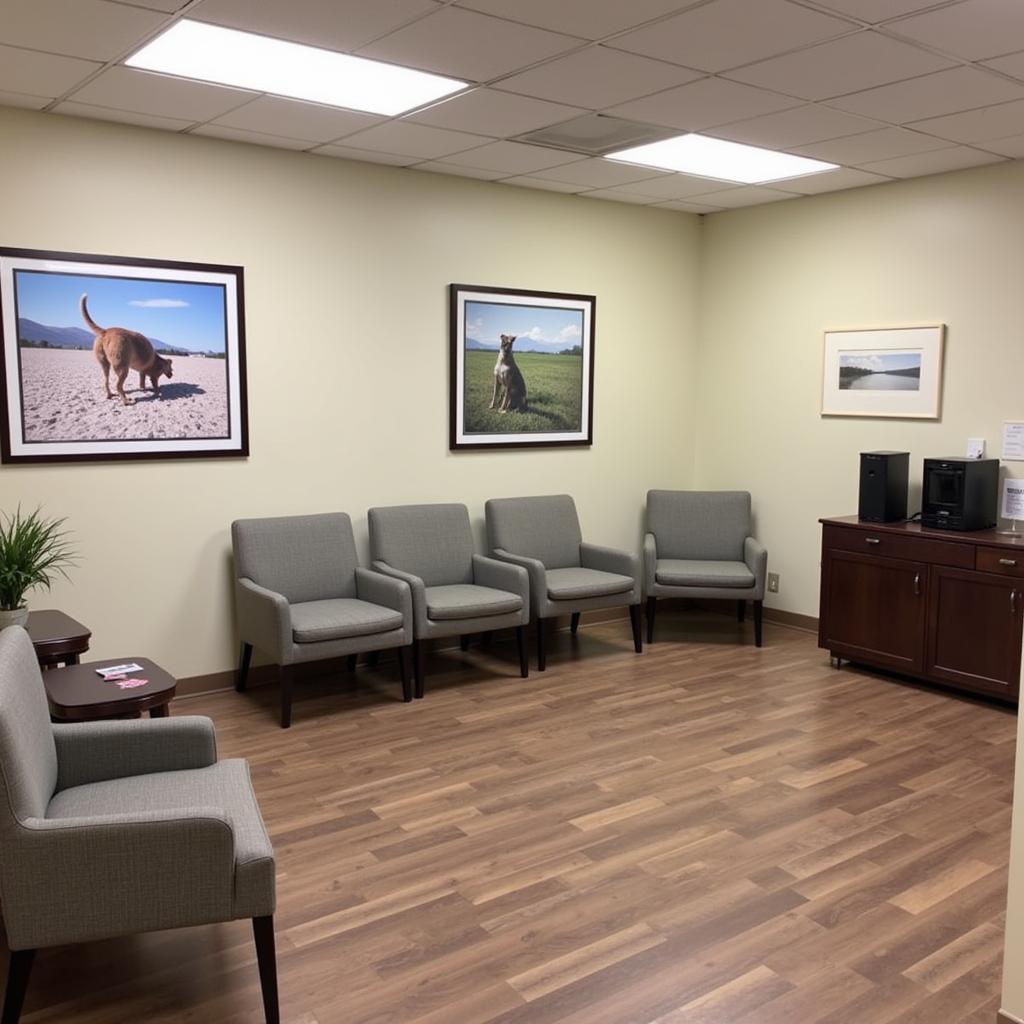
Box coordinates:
[495,46,702,110]
[808,0,951,22]
[312,144,419,166]
[981,133,1024,158]
[709,103,885,148]
[359,8,582,81]
[984,51,1024,82]
[68,67,258,121]
[686,185,797,206]
[414,161,506,180]
[858,146,1004,177]
[194,0,439,53]
[531,157,671,188]
[501,176,584,192]
[773,166,892,192]
[440,140,585,173]
[608,0,856,73]
[589,174,737,199]
[408,88,585,136]
[652,199,725,212]
[909,99,1024,143]
[888,0,1024,62]
[191,124,312,150]
[451,0,703,41]
[794,126,948,162]
[108,0,187,9]
[339,121,490,158]
[726,30,954,100]
[829,66,1024,124]
[607,77,800,131]
[213,97,382,143]
[54,100,194,130]
[581,188,661,204]
[0,44,99,99]
[0,0,165,61]
[0,90,51,110]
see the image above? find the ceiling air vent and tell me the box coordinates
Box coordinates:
[516,114,681,157]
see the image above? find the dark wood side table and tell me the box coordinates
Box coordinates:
[44,657,176,721]
[26,610,92,668]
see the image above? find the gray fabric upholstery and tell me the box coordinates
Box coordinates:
[425,584,523,620]
[290,598,404,642]
[0,626,275,951]
[485,495,583,569]
[546,567,634,601]
[655,559,755,588]
[232,512,358,603]
[646,490,750,561]
[368,504,474,587]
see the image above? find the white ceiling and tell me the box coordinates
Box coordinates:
[3,0,1024,210]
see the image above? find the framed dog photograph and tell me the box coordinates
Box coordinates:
[449,283,595,451]
[0,247,248,463]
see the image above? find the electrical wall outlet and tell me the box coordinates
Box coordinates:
[967,437,986,459]
[767,573,780,593]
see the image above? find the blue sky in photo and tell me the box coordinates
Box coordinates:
[14,270,227,352]
[839,351,921,373]
[466,300,583,352]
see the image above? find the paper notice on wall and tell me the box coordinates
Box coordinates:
[1004,479,1024,521]
[1003,422,1024,461]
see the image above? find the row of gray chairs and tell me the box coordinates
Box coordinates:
[232,491,766,728]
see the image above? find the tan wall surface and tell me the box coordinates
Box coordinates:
[0,106,701,678]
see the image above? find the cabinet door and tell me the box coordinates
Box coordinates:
[821,550,928,673]
[926,566,1023,699]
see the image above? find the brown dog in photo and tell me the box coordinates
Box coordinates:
[81,294,173,406]
[490,334,528,413]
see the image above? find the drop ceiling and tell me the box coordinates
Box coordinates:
[3,0,1024,211]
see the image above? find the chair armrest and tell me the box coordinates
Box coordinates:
[371,562,427,626]
[473,555,530,608]
[355,567,412,623]
[744,537,768,590]
[236,577,291,663]
[643,533,658,592]
[491,548,546,607]
[54,716,218,792]
[580,542,640,581]
[6,810,236,947]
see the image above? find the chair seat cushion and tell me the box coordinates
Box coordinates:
[546,566,634,601]
[290,598,403,643]
[425,584,522,621]
[656,559,755,588]
[47,759,274,918]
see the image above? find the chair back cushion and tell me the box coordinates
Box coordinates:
[0,627,58,824]
[368,504,474,587]
[647,490,751,561]
[485,495,582,569]
[231,513,358,603]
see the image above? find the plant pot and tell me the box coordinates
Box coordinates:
[0,607,29,630]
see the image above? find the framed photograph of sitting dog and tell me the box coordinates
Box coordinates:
[449,283,595,450]
[0,247,248,463]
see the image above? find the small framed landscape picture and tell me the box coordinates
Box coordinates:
[449,283,595,450]
[821,324,945,419]
[0,247,248,463]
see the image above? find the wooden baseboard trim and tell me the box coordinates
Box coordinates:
[690,598,818,634]
[998,1009,1024,1024]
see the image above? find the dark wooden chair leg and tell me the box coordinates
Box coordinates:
[252,917,280,1024]
[646,597,657,644]
[459,635,470,652]
[237,642,253,693]
[346,653,357,672]
[536,618,547,672]
[2,948,35,1024]
[366,650,380,669]
[570,612,581,635]
[414,640,426,699]
[481,631,493,647]
[398,645,413,702]
[737,600,746,623]
[279,665,294,729]
[629,604,643,653]
[753,600,764,648]
[516,625,528,678]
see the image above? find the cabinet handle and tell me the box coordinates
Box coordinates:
[1000,558,1018,567]
[914,572,921,596]
[865,537,881,545]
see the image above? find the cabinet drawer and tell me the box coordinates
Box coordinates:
[976,546,1024,578]
[822,524,974,568]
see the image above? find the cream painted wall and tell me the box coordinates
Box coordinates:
[0,106,701,679]
[695,161,1024,618]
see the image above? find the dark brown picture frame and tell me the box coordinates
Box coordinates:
[449,283,595,451]
[0,247,248,464]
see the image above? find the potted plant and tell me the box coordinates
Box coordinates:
[0,507,76,629]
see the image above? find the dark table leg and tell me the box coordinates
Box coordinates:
[150,702,170,718]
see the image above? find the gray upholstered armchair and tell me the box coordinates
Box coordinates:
[0,626,278,1024]
[232,512,413,727]
[485,494,642,670]
[644,490,768,646]
[368,503,529,697]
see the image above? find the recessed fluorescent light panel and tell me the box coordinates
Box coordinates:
[126,20,466,116]
[606,133,838,183]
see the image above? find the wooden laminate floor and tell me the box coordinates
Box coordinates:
[15,612,1018,1023]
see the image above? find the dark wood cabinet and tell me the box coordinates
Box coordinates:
[819,516,1023,703]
